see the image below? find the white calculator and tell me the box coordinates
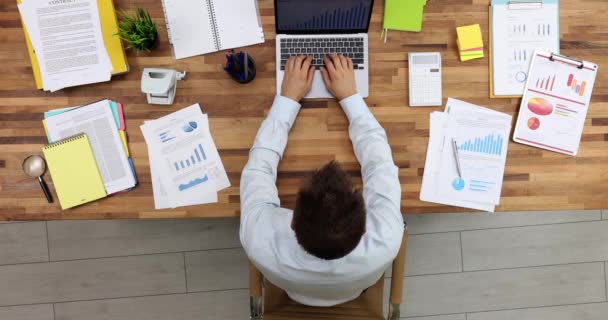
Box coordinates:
[408,52,442,107]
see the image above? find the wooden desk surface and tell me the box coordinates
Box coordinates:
[0,0,606,220]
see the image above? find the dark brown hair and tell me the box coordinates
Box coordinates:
[292,161,366,260]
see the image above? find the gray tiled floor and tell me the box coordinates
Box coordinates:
[0,210,607,320]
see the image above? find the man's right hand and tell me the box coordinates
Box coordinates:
[320,54,358,100]
[281,56,315,102]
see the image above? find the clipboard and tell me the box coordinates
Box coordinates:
[512,51,598,156]
[489,0,560,98]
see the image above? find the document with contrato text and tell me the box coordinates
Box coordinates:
[17,0,112,91]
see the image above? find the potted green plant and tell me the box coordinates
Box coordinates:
[116,7,159,51]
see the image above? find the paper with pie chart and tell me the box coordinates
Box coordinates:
[438,99,511,205]
[513,50,598,155]
[420,98,511,212]
[140,104,230,209]
[491,0,559,97]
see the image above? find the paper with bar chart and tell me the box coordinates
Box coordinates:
[513,51,598,156]
[141,104,230,209]
[491,1,559,96]
[420,98,511,211]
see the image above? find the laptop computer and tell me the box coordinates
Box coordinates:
[275,0,374,98]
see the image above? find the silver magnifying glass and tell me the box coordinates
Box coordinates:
[22,155,53,203]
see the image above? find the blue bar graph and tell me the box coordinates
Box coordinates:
[280,2,371,31]
[174,144,208,171]
[459,134,504,156]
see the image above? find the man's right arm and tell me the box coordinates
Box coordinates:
[240,56,314,254]
[240,96,300,252]
[341,94,404,256]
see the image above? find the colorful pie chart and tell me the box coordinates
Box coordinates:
[528,97,553,116]
[527,117,540,130]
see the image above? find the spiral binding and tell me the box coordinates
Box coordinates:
[43,133,86,149]
[207,0,221,51]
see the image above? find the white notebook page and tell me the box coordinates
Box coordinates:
[162,0,216,59]
[214,0,264,50]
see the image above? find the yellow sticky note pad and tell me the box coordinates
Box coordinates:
[460,53,484,61]
[456,24,483,51]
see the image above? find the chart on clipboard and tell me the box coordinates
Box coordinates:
[490,0,560,97]
[513,51,598,156]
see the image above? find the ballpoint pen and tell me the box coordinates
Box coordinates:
[452,138,463,179]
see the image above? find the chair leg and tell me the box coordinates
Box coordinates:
[250,296,263,320]
[249,262,264,319]
[387,303,400,320]
[387,226,408,320]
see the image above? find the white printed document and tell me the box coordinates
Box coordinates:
[17,0,112,91]
[490,0,559,97]
[420,98,512,212]
[513,51,598,155]
[141,104,230,209]
[44,100,135,194]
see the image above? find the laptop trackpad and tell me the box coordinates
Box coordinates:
[305,71,333,99]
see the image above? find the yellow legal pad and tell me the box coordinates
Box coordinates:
[42,134,106,209]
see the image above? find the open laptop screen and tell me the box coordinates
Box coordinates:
[275,0,374,34]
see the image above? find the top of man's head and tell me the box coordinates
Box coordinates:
[292,161,366,260]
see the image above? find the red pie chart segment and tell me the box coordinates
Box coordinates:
[527,117,540,130]
[528,97,553,116]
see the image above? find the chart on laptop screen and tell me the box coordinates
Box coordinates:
[276,0,372,31]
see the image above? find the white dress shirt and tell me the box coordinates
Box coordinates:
[240,94,404,307]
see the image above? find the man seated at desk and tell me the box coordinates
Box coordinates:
[240,54,404,306]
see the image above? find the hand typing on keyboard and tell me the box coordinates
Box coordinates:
[280,56,315,102]
[280,54,358,101]
[320,54,357,100]
[279,37,365,71]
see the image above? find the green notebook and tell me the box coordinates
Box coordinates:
[383,0,426,33]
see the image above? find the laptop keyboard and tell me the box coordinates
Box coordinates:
[279,37,365,71]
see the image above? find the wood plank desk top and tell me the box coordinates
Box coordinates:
[0,0,606,220]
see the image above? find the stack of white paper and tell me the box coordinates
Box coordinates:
[420,98,512,212]
[17,0,112,91]
[140,104,230,209]
[44,100,136,194]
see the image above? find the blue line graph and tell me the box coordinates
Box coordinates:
[279,2,370,30]
[178,175,209,191]
[459,134,504,156]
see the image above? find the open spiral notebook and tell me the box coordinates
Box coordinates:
[161,0,265,59]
